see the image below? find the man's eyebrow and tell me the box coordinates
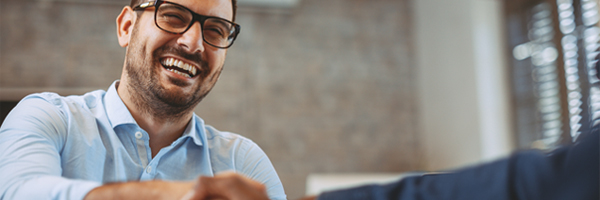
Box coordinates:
[209,19,232,28]
[163,4,188,12]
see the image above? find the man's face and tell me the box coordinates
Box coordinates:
[124,0,233,116]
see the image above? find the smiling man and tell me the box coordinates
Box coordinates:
[0,0,286,199]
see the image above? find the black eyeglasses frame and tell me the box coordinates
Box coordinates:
[133,0,241,49]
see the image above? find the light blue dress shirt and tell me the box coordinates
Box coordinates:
[0,81,286,200]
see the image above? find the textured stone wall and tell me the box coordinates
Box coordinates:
[199,0,419,197]
[0,0,125,88]
[1,0,419,198]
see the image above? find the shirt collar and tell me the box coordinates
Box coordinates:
[104,80,205,146]
[182,115,204,146]
[105,80,138,128]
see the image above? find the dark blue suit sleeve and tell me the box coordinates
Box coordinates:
[318,129,599,200]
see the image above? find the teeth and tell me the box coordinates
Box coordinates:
[190,66,196,75]
[161,58,198,77]
[167,68,191,78]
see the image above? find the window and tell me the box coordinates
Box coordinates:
[505,0,599,149]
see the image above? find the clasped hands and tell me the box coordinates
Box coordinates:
[180,172,270,200]
[181,172,318,200]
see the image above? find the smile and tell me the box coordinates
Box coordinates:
[160,57,198,78]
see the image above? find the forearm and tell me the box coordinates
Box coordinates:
[84,180,194,200]
[85,173,272,200]
[316,132,599,200]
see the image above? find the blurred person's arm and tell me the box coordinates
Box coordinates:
[313,128,599,200]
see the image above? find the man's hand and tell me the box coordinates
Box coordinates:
[181,172,270,200]
[85,172,268,200]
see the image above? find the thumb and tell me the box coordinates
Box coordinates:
[179,179,204,200]
[179,190,197,200]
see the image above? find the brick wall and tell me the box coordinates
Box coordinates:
[0,0,420,198]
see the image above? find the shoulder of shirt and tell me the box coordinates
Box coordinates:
[22,90,107,110]
[196,115,256,146]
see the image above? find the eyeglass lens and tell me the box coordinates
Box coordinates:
[156,2,236,48]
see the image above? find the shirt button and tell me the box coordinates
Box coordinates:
[135,131,143,139]
[146,166,152,173]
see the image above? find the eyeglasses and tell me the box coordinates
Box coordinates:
[133,0,241,49]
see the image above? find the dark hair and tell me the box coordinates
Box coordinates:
[130,0,238,21]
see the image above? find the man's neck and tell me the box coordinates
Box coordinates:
[116,81,194,157]
[137,113,191,157]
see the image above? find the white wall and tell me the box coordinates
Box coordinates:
[414,0,514,171]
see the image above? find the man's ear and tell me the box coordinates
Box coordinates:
[116,6,135,47]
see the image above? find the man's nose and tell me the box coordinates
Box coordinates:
[176,22,205,53]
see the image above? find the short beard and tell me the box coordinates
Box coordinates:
[123,24,213,122]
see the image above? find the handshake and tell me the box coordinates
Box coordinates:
[84,171,315,200]
[179,172,317,200]
[179,172,274,200]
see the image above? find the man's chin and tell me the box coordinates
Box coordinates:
[155,79,205,108]
[156,89,197,108]
[167,75,192,87]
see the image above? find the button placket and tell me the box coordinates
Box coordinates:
[134,130,150,168]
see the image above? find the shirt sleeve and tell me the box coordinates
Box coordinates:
[317,131,599,200]
[235,140,287,200]
[0,95,101,200]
